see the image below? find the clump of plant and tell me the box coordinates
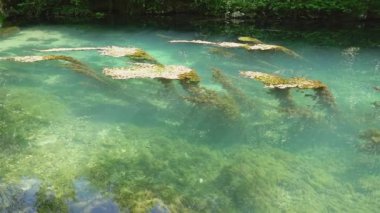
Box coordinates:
[240,71,336,110]
[212,68,253,107]
[184,86,240,120]
[35,186,69,213]
[358,129,380,154]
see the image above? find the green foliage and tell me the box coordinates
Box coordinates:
[5,0,92,20]
[2,0,379,21]
[193,0,374,18]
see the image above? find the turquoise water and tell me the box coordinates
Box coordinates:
[0,22,380,212]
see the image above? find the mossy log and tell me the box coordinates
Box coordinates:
[240,71,335,109]
[0,55,108,84]
[169,40,300,58]
[103,63,200,85]
[39,46,159,64]
[240,71,326,89]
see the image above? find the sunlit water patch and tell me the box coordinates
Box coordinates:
[0,23,380,212]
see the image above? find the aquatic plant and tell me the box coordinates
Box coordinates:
[358,129,380,154]
[212,68,254,108]
[240,71,336,109]
[237,36,263,44]
[170,39,300,57]
[0,88,67,149]
[184,86,240,120]
[36,186,69,213]
[39,46,160,64]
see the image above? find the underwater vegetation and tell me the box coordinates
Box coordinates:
[240,71,336,110]
[237,36,263,44]
[212,68,254,109]
[358,129,380,154]
[0,88,67,150]
[183,86,240,121]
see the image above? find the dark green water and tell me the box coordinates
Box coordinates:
[0,21,380,212]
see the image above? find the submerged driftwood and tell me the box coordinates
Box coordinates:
[0,55,107,84]
[103,63,200,86]
[169,40,300,58]
[39,46,159,64]
[240,71,335,109]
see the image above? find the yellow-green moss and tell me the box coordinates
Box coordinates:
[184,86,240,120]
[178,70,201,86]
[238,36,263,44]
[129,49,161,65]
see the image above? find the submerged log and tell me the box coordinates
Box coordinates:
[0,55,108,84]
[103,63,200,87]
[169,40,300,58]
[39,46,159,64]
[240,71,335,109]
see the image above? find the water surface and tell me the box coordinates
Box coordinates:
[0,22,380,212]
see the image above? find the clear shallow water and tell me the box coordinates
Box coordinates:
[0,23,379,212]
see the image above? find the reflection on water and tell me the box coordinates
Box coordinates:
[0,22,380,212]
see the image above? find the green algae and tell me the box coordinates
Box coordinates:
[183,86,240,120]
[237,36,263,44]
[212,68,254,108]
[0,88,68,149]
[358,129,380,154]
[241,71,336,110]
